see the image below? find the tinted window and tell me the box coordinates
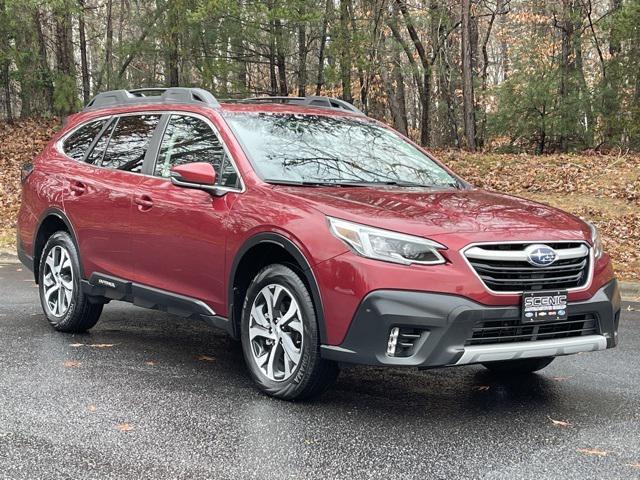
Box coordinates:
[85,119,116,165]
[63,119,106,160]
[101,115,160,172]
[154,115,226,179]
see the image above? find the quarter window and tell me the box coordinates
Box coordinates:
[100,115,160,172]
[154,115,238,188]
[85,119,116,165]
[63,119,106,160]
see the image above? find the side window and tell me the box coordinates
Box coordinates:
[63,119,106,160]
[154,115,229,181]
[101,115,160,172]
[85,119,116,165]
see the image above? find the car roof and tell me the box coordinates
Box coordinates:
[217,102,364,118]
[82,87,365,118]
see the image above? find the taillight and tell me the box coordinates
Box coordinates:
[21,162,34,183]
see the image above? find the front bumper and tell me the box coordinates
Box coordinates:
[320,279,620,368]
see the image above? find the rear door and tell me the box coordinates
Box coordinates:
[63,114,160,280]
[129,113,242,314]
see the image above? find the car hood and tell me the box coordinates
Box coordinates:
[272,186,590,244]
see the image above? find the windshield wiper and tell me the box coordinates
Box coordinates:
[265,179,464,189]
[264,179,360,187]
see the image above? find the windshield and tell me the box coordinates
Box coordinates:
[224,112,459,187]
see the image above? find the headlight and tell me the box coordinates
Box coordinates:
[327,217,446,265]
[587,221,603,259]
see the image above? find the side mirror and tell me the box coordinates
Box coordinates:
[170,162,222,195]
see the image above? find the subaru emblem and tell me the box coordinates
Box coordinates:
[524,244,558,267]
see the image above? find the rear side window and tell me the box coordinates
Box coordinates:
[62,119,106,160]
[100,115,160,172]
[86,119,116,165]
[154,115,225,178]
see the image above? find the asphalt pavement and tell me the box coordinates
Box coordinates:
[1,263,639,480]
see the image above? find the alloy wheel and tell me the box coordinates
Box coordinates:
[248,284,304,382]
[42,245,74,317]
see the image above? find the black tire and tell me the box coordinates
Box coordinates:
[38,231,103,333]
[240,264,339,400]
[482,356,555,374]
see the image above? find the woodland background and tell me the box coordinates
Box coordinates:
[0,0,640,152]
[0,0,638,280]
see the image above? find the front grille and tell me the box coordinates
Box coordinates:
[464,242,591,292]
[465,314,598,346]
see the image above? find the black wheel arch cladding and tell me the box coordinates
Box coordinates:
[228,232,327,343]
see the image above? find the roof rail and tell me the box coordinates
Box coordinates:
[231,96,365,116]
[84,87,220,111]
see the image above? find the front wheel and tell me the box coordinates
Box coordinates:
[482,356,555,374]
[240,264,339,400]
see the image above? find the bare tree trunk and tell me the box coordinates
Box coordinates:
[478,9,496,148]
[165,3,179,87]
[274,18,287,95]
[296,2,307,96]
[34,9,54,111]
[106,0,114,88]
[461,0,476,150]
[339,0,352,103]
[78,0,90,104]
[557,0,579,153]
[395,0,432,145]
[0,0,12,122]
[315,0,331,95]
[297,23,307,96]
[382,58,408,136]
[167,38,179,86]
[1,60,10,122]
[55,8,74,75]
[268,38,277,95]
[497,0,509,80]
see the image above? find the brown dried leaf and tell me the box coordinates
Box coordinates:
[145,360,158,366]
[577,448,609,457]
[115,423,134,432]
[548,416,571,427]
[63,360,81,368]
[474,385,491,391]
[196,354,216,362]
[87,405,97,412]
[69,343,115,348]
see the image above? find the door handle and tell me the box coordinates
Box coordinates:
[69,180,86,196]
[134,194,154,211]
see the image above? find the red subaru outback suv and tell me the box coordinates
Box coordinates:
[17,88,620,399]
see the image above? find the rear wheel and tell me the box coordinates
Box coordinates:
[240,264,338,400]
[38,231,103,333]
[482,356,554,374]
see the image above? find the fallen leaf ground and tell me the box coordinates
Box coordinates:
[1,119,638,281]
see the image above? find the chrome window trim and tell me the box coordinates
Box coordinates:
[460,240,594,295]
[55,110,245,193]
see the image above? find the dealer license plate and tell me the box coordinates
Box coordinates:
[522,290,568,323]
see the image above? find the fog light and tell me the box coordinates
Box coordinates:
[387,327,400,356]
